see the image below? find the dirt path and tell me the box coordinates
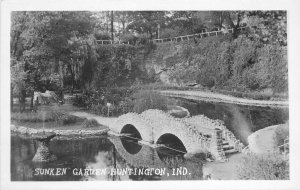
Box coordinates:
[160,90,288,108]
[203,153,244,180]
[69,111,117,127]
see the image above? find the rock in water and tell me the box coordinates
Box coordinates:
[167,105,190,118]
[32,132,57,162]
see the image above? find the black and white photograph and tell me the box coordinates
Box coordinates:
[1,0,300,189]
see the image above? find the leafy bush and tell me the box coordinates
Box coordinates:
[168,34,287,94]
[120,33,138,44]
[81,118,100,128]
[11,112,49,122]
[135,33,149,45]
[72,87,135,116]
[92,44,144,87]
[255,45,288,93]
[51,111,81,125]
[132,90,170,113]
[11,110,82,125]
[160,28,180,39]
[94,31,111,40]
[273,124,289,147]
[120,33,149,45]
[237,153,289,180]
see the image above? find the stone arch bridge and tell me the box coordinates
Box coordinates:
[110,110,245,161]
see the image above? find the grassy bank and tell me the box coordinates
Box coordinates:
[11,104,106,130]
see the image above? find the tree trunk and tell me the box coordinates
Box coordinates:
[111,11,114,41]
[30,91,34,110]
[67,63,75,95]
[11,85,14,112]
[19,88,26,112]
[122,22,125,34]
[228,12,241,39]
[58,58,64,101]
[106,11,110,33]
[18,92,21,112]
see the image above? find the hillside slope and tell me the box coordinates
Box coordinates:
[140,35,287,95]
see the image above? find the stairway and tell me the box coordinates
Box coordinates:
[222,139,238,155]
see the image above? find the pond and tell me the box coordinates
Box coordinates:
[11,135,203,181]
[175,98,289,144]
[11,99,289,181]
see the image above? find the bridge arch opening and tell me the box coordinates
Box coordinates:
[120,124,143,154]
[120,124,142,140]
[156,133,187,154]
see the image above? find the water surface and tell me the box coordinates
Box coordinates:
[11,135,203,181]
[176,99,288,144]
[11,99,288,181]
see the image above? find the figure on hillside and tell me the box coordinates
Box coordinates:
[193,35,198,44]
[33,90,63,106]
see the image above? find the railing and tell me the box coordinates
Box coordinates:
[96,40,131,45]
[151,27,247,44]
[278,138,289,159]
[95,26,247,45]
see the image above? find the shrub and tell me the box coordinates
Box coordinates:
[273,124,289,147]
[255,45,288,93]
[54,113,81,125]
[237,153,289,180]
[135,33,149,45]
[132,90,169,113]
[120,33,138,44]
[11,110,82,125]
[81,118,100,128]
[11,112,46,122]
[72,87,136,116]
[72,94,88,107]
[167,34,287,94]
[94,31,111,40]
[160,28,180,39]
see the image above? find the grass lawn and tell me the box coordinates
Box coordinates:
[11,102,107,131]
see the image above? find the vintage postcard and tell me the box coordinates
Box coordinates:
[1,0,300,189]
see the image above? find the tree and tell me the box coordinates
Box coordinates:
[11,59,28,112]
[207,11,246,38]
[168,11,206,35]
[10,11,97,110]
[127,11,167,39]
[114,11,133,34]
[244,11,287,46]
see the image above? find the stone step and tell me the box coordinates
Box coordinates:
[222,141,229,146]
[222,145,234,151]
[224,149,238,155]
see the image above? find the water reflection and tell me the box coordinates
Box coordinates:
[11,135,204,181]
[121,137,142,155]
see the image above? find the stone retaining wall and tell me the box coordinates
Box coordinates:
[10,124,109,137]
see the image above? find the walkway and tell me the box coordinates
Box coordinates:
[203,152,244,180]
[69,111,117,127]
[159,90,288,108]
